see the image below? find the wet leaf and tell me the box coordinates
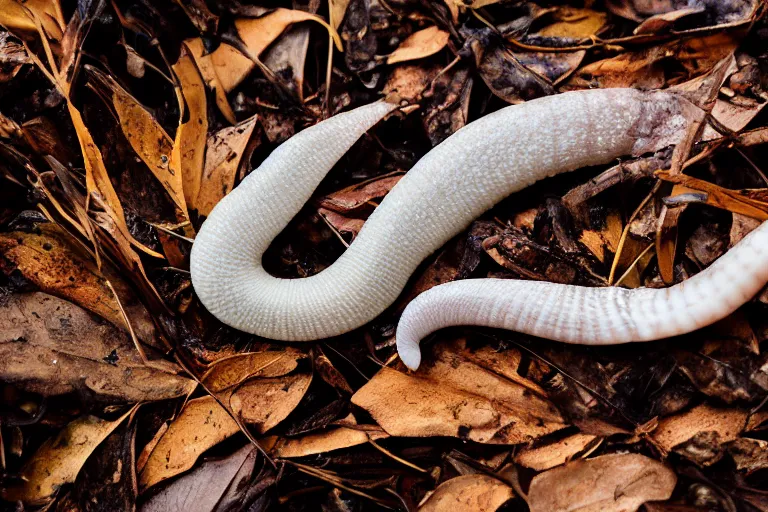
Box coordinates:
[528,453,676,512]
[418,474,514,511]
[352,339,565,443]
[3,411,131,505]
[139,396,240,491]
[0,292,195,401]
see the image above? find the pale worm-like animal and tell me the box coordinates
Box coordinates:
[190,89,768,370]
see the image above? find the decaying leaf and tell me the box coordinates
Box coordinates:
[527,453,677,512]
[139,396,240,490]
[3,411,131,505]
[0,292,194,401]
[387,26,450,65]
[651,403,747,463]
[0,224,155,342]
[352,339,565,443]
[418,474,514,512]
[196,115,259,217]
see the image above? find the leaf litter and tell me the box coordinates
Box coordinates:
[1,0,768,510]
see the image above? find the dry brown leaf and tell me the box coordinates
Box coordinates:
[652,403,747,454]
[528,453,676,512]
[514,433,600,471]
[0,292,193,401]
[230,371,312,434]
[418,474,514,512]
[200,348,305,392]
[656,171,768,221]
[538,7,607,38]
[3,411,130,505]
[88,67,188,218]
[318,208,365,239]
[191,9,341,97]
[184,38,237,125]
[68,102,127,226]
[0,224,155,342]
[352,340,565,443]
[172,46,209,214]
[271,426,387,458]
[387,26,450,65]
[196,115,259,217]
[634,7,704,35]
[319,174,402,214]
[139,396,240,491]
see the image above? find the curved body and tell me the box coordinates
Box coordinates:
[192,89,766,368]
[396,222,768,369]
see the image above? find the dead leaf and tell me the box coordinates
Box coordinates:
[190,9,341,96]
[139,396,240,491]
[652,404,747,457]
[514,433,600,471]
[196,115,259,217]
[87,67,188,218]
[418,474,514,512]
[0,0,64,40]
[528,453,677,512]
[172,45,209,214]
[272,426,387,458]
[319,174,402,214]
[538,7,608,38]
[200,349,305,392]
[3,411,131,505]
[0,292,195,401]
[634,7,705,35]
[0,224,155,342]
[655,171,768,220]
[141,444,258,512]
[387,26,450,65]
[230,371,313,434]
[352,340,565,443]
